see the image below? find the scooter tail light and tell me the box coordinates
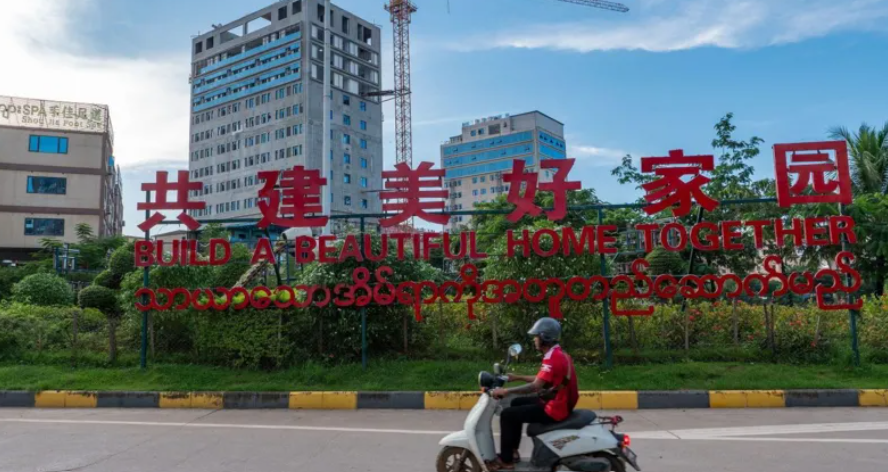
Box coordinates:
[622,434,631,448]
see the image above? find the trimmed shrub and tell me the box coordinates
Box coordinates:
[11,273,74,306]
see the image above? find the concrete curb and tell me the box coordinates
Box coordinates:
[0,390,885,409]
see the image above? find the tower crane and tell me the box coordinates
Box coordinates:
[377,0,629,170]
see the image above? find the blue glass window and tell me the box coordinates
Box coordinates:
[360,139,367,149]
[342,134,351,145]
[344,173,352,184]
[360,157,368,168]
[360,177,368,188]
[27,176,67,195]
[24,218,64,236]
[361,199,368,209]
[360,101,366,111]
[344,153,351,164]
[29,135,69,154]
[345,196,352,206]
[360,120,367,130]
[343,114,351,126]
[343,95,351,106]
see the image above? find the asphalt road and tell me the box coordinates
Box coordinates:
[1,408,888,472]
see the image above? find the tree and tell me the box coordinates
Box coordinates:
[611,113,772,277]
[78,286,121,363]
[11,273,74,306]
[298,234,442,359]
[828,122,888,195]
[848,194,888,296]
[646,247,685,276]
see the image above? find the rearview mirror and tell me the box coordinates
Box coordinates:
[508,344,522,358]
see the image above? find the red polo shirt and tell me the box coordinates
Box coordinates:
[536,345,579,422]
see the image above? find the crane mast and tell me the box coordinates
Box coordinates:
[385,0,418,168]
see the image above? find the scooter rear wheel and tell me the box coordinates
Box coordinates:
[436,446,481,472]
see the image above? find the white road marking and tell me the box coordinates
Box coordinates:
[631,421,888,440]
[2,418,888,445]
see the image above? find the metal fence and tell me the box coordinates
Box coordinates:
[135,197,865,370]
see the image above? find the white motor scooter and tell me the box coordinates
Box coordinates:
[437,344,640,472]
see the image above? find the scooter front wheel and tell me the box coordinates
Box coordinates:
[436,446,481,472]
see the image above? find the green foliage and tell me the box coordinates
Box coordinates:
[11,273,74,306]
[93,270,114,288]
[105,244,136,289]
[829,122,888,195]
[211,244,252,288]
[294,234,442,362]
[78,286,119,317]
[0,303,81,359]
[646,247,685,275]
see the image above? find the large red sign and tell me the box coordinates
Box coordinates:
[135,141,862,317]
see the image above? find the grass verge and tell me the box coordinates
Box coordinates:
[0,361,885,392]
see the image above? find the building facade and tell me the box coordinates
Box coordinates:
[188,0,383,232]
[440,111,567,230]
[0,95,123,261]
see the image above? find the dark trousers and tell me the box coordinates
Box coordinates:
[499,397,555,464]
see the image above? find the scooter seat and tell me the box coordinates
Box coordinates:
[526,409,597,437]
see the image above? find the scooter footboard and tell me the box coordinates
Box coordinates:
[560,456,613,472]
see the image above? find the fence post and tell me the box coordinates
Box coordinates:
[360,216,368,370]
[598,209,613,369]
[840,203,861,366]
[140,190,151,370]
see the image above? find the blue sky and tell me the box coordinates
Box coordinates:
[2,0,887,235]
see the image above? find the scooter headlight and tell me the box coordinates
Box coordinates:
[478,371,495,389]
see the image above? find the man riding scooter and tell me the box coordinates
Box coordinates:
[488,317,579,471]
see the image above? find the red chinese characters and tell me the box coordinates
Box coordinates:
[380,162,449,227]
[503,158,582,222]
[641,150,719,218]
[137,171,205,232]
[257,166,328,229]
[774,141,853,207]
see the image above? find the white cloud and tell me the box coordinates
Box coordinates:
[452,0,888,53]
[0,0,190,169]
[569,144,628,166]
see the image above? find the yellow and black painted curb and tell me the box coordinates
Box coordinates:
[0,389,885,409]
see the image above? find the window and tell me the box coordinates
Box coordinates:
[360,101,367,111]
[29,135,69,154]
[472,177,478,184]
[344,153,351,164]
[342,134,351,145]
[343,94,351,106]
[342,16,350,34]
[481,189,487,195]
[360,157,368,168]
[480,176,486,183]
[207,37,214,49]
[278,6,288,20]
[360,120,367,130]
[473,190,478,196]
[344,173,352,184]
[195,42,203,54]
[292,1,302,14]
[471,130,476,137]
[343,114,351,126]
[361,199,368,209]
[24,218,64,236]
[344,196,352,206]
[27,176,67,195]
[360,176,368,188]
[360,139,367,149]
